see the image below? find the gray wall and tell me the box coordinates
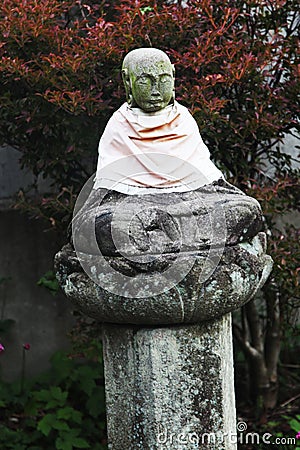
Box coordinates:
[0,145,51,198]
[0,146,74,381]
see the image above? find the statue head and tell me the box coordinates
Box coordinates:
[122,48,175,112]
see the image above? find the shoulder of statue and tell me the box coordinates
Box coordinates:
[174,101,192,116]
[174,101,198,124]
[107,103,128,124]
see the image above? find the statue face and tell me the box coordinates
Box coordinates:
[129,59,174,112]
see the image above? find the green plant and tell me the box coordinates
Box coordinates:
[0,350,107,449]
[237,414,300,449]
[37,270,60,296]
[286,415,300,437]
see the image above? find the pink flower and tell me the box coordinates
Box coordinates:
[0,343,5,353]
[23,343,31,350]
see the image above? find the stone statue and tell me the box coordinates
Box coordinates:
[93,48,223,194]
[55,48,272,323]
[54,48,273,450]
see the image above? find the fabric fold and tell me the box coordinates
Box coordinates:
[94,101,223,194]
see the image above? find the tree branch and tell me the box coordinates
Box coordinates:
[265,289,281,382]
[245,298,264,354]
[233,322,261,360]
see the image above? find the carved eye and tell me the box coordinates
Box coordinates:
[159,74,172,84]
[136,76,151,86]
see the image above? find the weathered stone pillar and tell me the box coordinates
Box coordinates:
[102,317,235,450]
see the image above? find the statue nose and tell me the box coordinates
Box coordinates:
[151,81,161,96]
[151,90,160,97]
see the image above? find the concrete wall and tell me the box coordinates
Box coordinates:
[279,133,300,169]
[0,146,74,381]
[0,145,51,198]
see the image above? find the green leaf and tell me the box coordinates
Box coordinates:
[56,437,72,450]
[37,414,56,436]
[24,398,38,415]
[37,271,60,295]
[86,387,105,418]
[55,429,87,450]
[72,410,83,425]
[71,365,99,396]
[45,399,62,409]
[267,421,279,427]
[139,6,153,15]
[52,420,70,432]
[57,406,73,420]
[289,418,300,432]
[73,365,98,381]
[50,386,68,404]
[50,351,74,380]
[72,437,90,448]
[34,389,51,403]
[57,407,82,424]
[80,380,96,397]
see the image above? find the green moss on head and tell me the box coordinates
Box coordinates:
[122,48,175,112]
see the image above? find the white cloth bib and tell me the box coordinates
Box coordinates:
[94,101,223,194]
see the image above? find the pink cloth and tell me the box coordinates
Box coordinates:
[94,101,223,194]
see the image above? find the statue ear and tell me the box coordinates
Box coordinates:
[122,68,133,105]
[122,68,129,83]
[122,68,130,91]
[171,65,176,104]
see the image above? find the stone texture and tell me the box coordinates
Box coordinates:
[71,179,263,262]
[102,315,236,450]
[122,47,175,111]
[55,179,272,450]
[55,232,272,325]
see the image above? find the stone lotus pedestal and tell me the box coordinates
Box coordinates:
[55,185,273,450]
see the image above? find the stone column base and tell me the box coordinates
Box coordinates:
[102,314,237,450]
